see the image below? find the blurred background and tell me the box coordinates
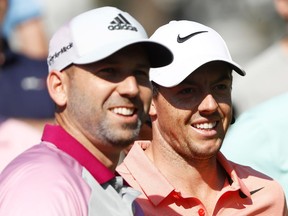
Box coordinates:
[8,0,286,66]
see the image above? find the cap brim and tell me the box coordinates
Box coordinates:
[73,39,173,68]
[229,61,246,76]
[139,41,174,68]
[150,59,245,88]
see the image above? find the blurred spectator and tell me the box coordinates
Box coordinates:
[1,0,48,59]
[0,0,54,172]
[0,0,54,119]
[232,0,288,116]
[0,38,54,119]
[222,93,288,199]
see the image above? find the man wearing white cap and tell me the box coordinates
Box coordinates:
[117,20,287,215]
[0,7,172,215]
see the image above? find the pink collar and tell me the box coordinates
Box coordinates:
[42,124,115,184]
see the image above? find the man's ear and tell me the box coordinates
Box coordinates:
[46,70,67,107]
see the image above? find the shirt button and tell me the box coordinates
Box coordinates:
[198,208,205,216]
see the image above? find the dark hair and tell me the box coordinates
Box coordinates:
[151,81,160,97]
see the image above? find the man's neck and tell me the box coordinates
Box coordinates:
[146,142,226,215]
[55,115,121,172]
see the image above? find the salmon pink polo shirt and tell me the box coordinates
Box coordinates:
[0,125,142,216]
[117,141,287,216]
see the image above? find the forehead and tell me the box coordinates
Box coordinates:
[183,61,232,83]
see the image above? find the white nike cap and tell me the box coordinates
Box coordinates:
[149,20,245,87]
[47,7,173,72]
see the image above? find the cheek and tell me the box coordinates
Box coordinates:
[155,102,181,125]
[219,103,233,129]
[217,93,232,113]
[219,101,232,115]
[89,79,116,101]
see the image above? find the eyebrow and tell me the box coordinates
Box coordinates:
[134,63,151,69]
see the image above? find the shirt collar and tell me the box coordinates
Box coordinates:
[122,141,174,206]
[217,152,251,198]
[41,124,115,184]
[122,142,251,206]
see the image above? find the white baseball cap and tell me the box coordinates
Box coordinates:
[47,7,173,72]
[149,20,245,87]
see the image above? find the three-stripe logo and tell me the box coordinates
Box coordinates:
[108,14,138,31]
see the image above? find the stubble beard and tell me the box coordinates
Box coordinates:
[96,117,142,148]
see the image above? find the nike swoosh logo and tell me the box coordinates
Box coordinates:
[177,31,208,43]
[250,187,264,195]
[239,187,264,198]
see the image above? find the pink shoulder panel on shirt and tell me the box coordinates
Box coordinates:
[0,118,41,172]
[0,142,91,216]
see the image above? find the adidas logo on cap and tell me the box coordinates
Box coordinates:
[108,13,138,31]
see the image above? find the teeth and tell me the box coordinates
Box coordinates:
[194,122,216,129]
[111,107,134,116]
